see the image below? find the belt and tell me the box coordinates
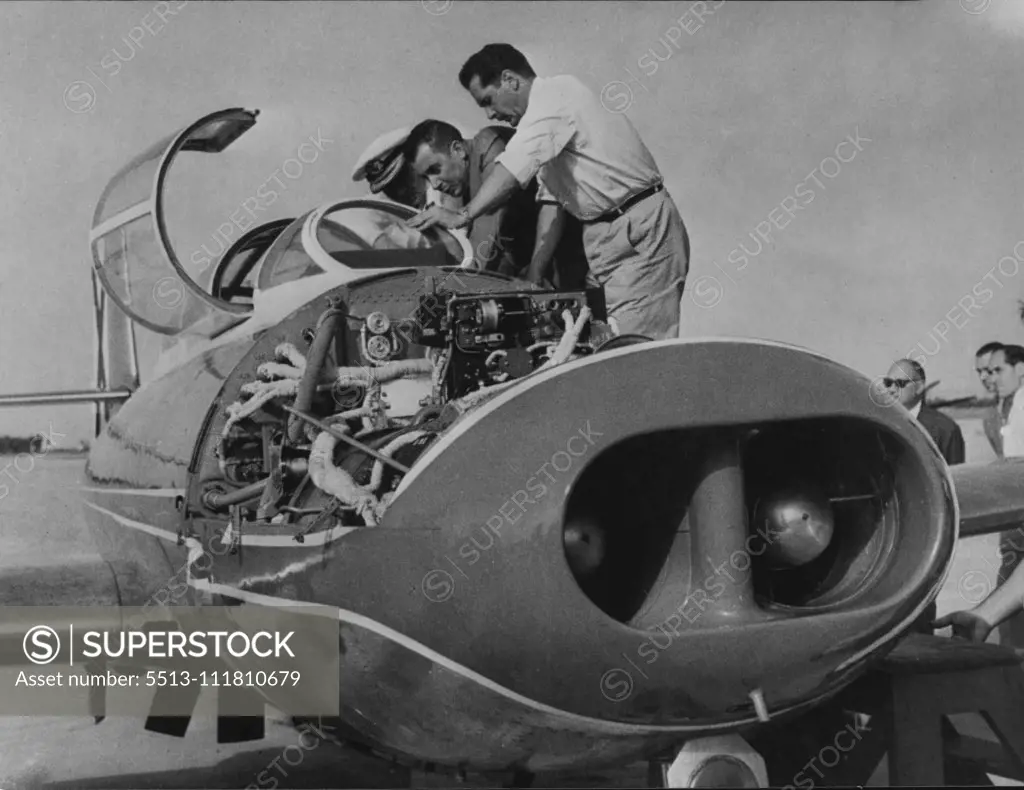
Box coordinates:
[585,183,664,224]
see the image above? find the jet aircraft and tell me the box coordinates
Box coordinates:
[2,107,1024,788]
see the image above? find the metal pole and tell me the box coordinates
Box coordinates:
[282,405,410,474]
[0,389,133,407]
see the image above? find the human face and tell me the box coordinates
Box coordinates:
[411,141,468,198]
[883,362,923,410]
[467,73,524,127]
[988,350,1024,399]
[975,353,997,394]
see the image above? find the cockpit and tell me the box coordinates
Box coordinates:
[90,108,473,339]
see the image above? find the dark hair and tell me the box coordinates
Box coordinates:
[459,44,536,89]
[405,119,464,160]
[976,341,1004,357]
[1000,344,1024,366]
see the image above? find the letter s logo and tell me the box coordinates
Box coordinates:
[24,625,60,664]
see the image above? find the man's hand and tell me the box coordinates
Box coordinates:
[407,205,467,231]
[933,609,996,643]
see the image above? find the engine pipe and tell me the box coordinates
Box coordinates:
[202,479,268,511]
[287,305,345,443]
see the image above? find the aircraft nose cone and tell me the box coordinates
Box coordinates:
[563,518,606,577]
[754,488,834,567]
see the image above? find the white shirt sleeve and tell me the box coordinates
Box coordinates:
[1002,399,1024,457]
[496,82,576,187]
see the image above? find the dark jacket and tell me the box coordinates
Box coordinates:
[466,127,589,288]
[917,405,965,466]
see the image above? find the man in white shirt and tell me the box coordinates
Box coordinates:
[975,341,1006,457]
[989,345,1024,458]
[936,343,1024,645]
[407,44,689,341]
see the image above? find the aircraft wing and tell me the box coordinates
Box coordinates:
[952,459,1024,538]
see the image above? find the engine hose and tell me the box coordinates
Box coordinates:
[288,306,345,444]
[308,432,379,526]
[368,430,432,492]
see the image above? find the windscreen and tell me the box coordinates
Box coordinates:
[316,205,463,266]
[257,203,465,291]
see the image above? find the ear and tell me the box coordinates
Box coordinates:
[450,139,467,159]
[501,69,519,90]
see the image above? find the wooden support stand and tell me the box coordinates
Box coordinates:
[873,633,1024,785]
[754,633,1024,787]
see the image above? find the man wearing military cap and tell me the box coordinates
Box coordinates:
[352,126,472,260]
[352,127,431,209]
[353,126,471,215]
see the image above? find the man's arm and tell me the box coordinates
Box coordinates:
[406,164,520,232]
[528,203,566,286]
[464,163,521,221]
[976,559,1024,627]
[473,84,574,224]
[934,558,1024,642]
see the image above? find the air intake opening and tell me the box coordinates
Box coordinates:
[744,420,900,608]
[562,419,905,625]
[562,429,704,623]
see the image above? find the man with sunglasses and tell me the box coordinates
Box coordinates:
[883,359,965,636]
[883,359,965,465]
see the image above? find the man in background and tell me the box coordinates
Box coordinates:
[989,344,1024,458]
[882,358,965,635]
[404,119,589,287]
[975,341,1005,457]
[979,343,1024,646]
[883,358,964,465]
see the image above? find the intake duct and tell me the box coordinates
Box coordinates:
[562,417,913,626]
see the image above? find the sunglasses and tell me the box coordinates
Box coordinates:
[882,378,917,388]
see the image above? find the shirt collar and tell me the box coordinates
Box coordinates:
[910,401,922,419]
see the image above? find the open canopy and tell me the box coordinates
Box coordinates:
[91,107,474,338]
[90,108,258,336]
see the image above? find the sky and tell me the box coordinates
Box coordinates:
[2,0,1024,443]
